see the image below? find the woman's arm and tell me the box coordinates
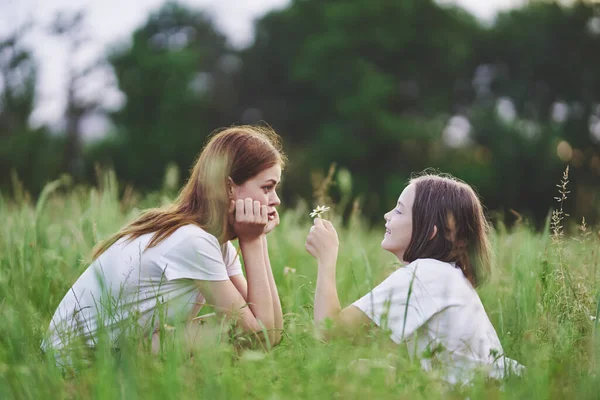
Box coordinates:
[230,275,248,301]
[196,198,277,347]
[235,198,278,346]
[218,209,282,345]
[263,235,283,334]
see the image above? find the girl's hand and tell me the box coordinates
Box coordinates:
[305,218,339,266]
[264,209,280,235]
[230,199,268,241]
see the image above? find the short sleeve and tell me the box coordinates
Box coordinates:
[352,263,441,343]
[222,241,243,277]
[160,234,229,281]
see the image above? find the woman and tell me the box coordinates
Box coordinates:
[305,173,522,384]
[44,125,285,361]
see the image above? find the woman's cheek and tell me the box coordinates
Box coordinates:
[256,192,269,205]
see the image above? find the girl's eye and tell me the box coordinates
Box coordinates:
[395,209,402,214]
[263,185,274,193]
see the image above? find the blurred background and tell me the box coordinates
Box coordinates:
[1,0,599,227]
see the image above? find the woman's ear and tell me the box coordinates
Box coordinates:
[227,177,236,199]
[429,225,438,241]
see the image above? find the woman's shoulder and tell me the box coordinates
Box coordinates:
[150,224,220,255]
[171,224,216,240]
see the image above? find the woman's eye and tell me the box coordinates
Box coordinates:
[263,185,274,193]
[395,209,402,214]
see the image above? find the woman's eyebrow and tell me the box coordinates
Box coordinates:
[264,179,279,185]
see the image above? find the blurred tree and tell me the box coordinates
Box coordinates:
[49,11,110,180]
[239,0,483,217]
[0,26,36,137]
[468,1,600,223]
[0,25,65,194]
[91,2,236,190]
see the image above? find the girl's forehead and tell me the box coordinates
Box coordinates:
[398,184,416,205]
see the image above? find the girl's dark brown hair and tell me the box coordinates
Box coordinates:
[402,174,491,287]
[92,125,286,259]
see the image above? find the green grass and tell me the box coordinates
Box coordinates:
[1,172,599,399]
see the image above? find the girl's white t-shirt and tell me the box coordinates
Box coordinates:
[43,224,242,351]
[352,258,523,383]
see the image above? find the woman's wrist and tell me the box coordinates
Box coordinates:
[238,234,265,246]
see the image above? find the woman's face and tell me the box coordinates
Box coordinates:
[230,164,282,221]
[382,183,416,260]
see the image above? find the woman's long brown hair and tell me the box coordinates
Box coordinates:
[92,125,286,259]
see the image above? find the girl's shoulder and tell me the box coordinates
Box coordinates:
[403,258,468,284]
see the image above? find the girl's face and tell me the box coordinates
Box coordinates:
[382,183,416,260]
[230,164,282,221]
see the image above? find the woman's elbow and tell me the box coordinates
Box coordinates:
[233,320,282,350]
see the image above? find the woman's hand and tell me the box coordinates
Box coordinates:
[305,218,339,267]
[264,209,280,235]
[230,199,268,242]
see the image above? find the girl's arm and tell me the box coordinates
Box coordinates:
[306,218,372,339]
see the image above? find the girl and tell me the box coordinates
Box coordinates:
[305,173,522,383]
[44,125,285,360]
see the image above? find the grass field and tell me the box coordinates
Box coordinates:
[1,171,599,399]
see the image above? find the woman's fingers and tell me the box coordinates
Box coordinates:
[235,199,245,221]
[234,198,269,224]
[244,198,253,217]
[261,204,268,223]
[253,200,260,221]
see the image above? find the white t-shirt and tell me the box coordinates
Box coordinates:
[353,258,523,383]
[43,224,242,352]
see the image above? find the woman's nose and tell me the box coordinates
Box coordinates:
[270,191,281,207]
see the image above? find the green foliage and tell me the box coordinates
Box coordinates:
[88,2,235,190]
[0,129,66,196]
[2,0,600,225]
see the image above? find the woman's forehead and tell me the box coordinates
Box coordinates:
[254,164,282,181]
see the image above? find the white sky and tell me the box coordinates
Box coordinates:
[0,0,525,134]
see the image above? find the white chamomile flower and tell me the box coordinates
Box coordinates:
[591,315,597,321]
[310,205,331,218]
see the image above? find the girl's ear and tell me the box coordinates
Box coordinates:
[429,225,438,241]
